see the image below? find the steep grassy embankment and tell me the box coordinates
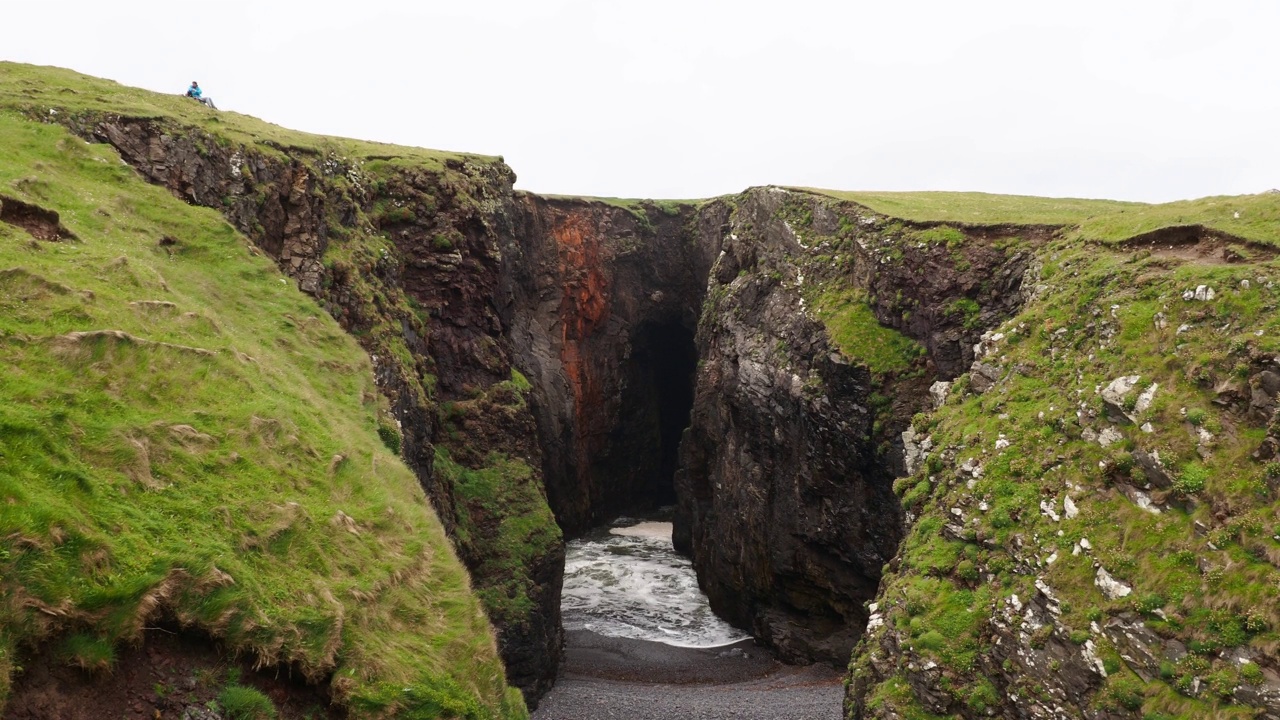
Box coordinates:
[0,113,524,717]
[837,193,1280,718]
[804,187,1280,245]
[0,61,566,704]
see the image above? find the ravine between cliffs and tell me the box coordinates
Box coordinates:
[26,111,1051,715]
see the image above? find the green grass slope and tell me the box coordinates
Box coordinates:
[801,187,1280,245]
[0,114,524,718]
[854,232,1280,717]
[0,62,489,171]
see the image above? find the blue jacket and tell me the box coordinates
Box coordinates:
[187,85,202,98]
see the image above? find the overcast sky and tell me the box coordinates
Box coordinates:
[6,1,1279,202]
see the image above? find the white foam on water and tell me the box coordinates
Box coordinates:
[562,519,750,648]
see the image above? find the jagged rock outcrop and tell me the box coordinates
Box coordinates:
[672,188,1041,665]
[675,205,892,662]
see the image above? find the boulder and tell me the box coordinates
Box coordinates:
[1132,449,1173,489]
[969,362,1002,393]
[1096,567,1132,600]
[929,380,951,409]
[1101,375,1141,424]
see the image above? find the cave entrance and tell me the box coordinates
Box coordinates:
[598,319,698,515]
[639,320,698,507]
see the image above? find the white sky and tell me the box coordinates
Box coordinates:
[6,1,1280,202]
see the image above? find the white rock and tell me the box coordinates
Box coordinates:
[1140,422,1154,433]
[1104,375,1141,399]
[901,427,931,476]
[1131,490,1162,515]
[1242,279,1251,289]
[1046,552,1059,565]
[929,381,951,408]
[1035,578,1060,604]
[1195,285,1216,301]
[1134,383,1159,413]
[1080,537,1092,551]
[1097,427,1124,447]
[1063,496,1079,519]
[995,434,1010,451]
[1096,567,1132,599]
[1083,640,1108,677]
[865,602,884,631]
[1176,323,1192,335]
[1040,499,1061,522]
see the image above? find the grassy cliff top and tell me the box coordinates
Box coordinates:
[0,111,522,717]
[8,62,1277,247]
[0,62,498,172]
[800,187,1280,245]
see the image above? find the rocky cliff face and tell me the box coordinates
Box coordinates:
[66,114,564,703]
[673,188,1040,665]
[74,117,1044,693]
[46,100,1280,720]
[495,197,711,536]
[17,60,1280,720]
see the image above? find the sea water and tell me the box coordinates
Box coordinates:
[561,518,749,648]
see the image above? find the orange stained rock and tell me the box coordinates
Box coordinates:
[553,211,612,491]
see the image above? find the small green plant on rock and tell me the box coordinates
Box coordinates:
[1174,463,1209,495]
[218,684,278,720]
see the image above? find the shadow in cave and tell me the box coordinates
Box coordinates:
[597,319,698,517]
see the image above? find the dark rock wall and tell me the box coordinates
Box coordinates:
[495,197,710,536]
[673,188,1044,665]
[674,190,901,664]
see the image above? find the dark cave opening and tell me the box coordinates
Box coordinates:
[599,319,698,514]
[642,321,698,507]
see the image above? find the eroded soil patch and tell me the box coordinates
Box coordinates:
[0,196,76,242]
[3,628,341,720]
[1118,224,1276,264]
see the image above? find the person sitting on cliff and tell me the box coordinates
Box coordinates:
[185,81,217,110]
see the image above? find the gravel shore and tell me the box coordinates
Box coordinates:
[531,630,843,720]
